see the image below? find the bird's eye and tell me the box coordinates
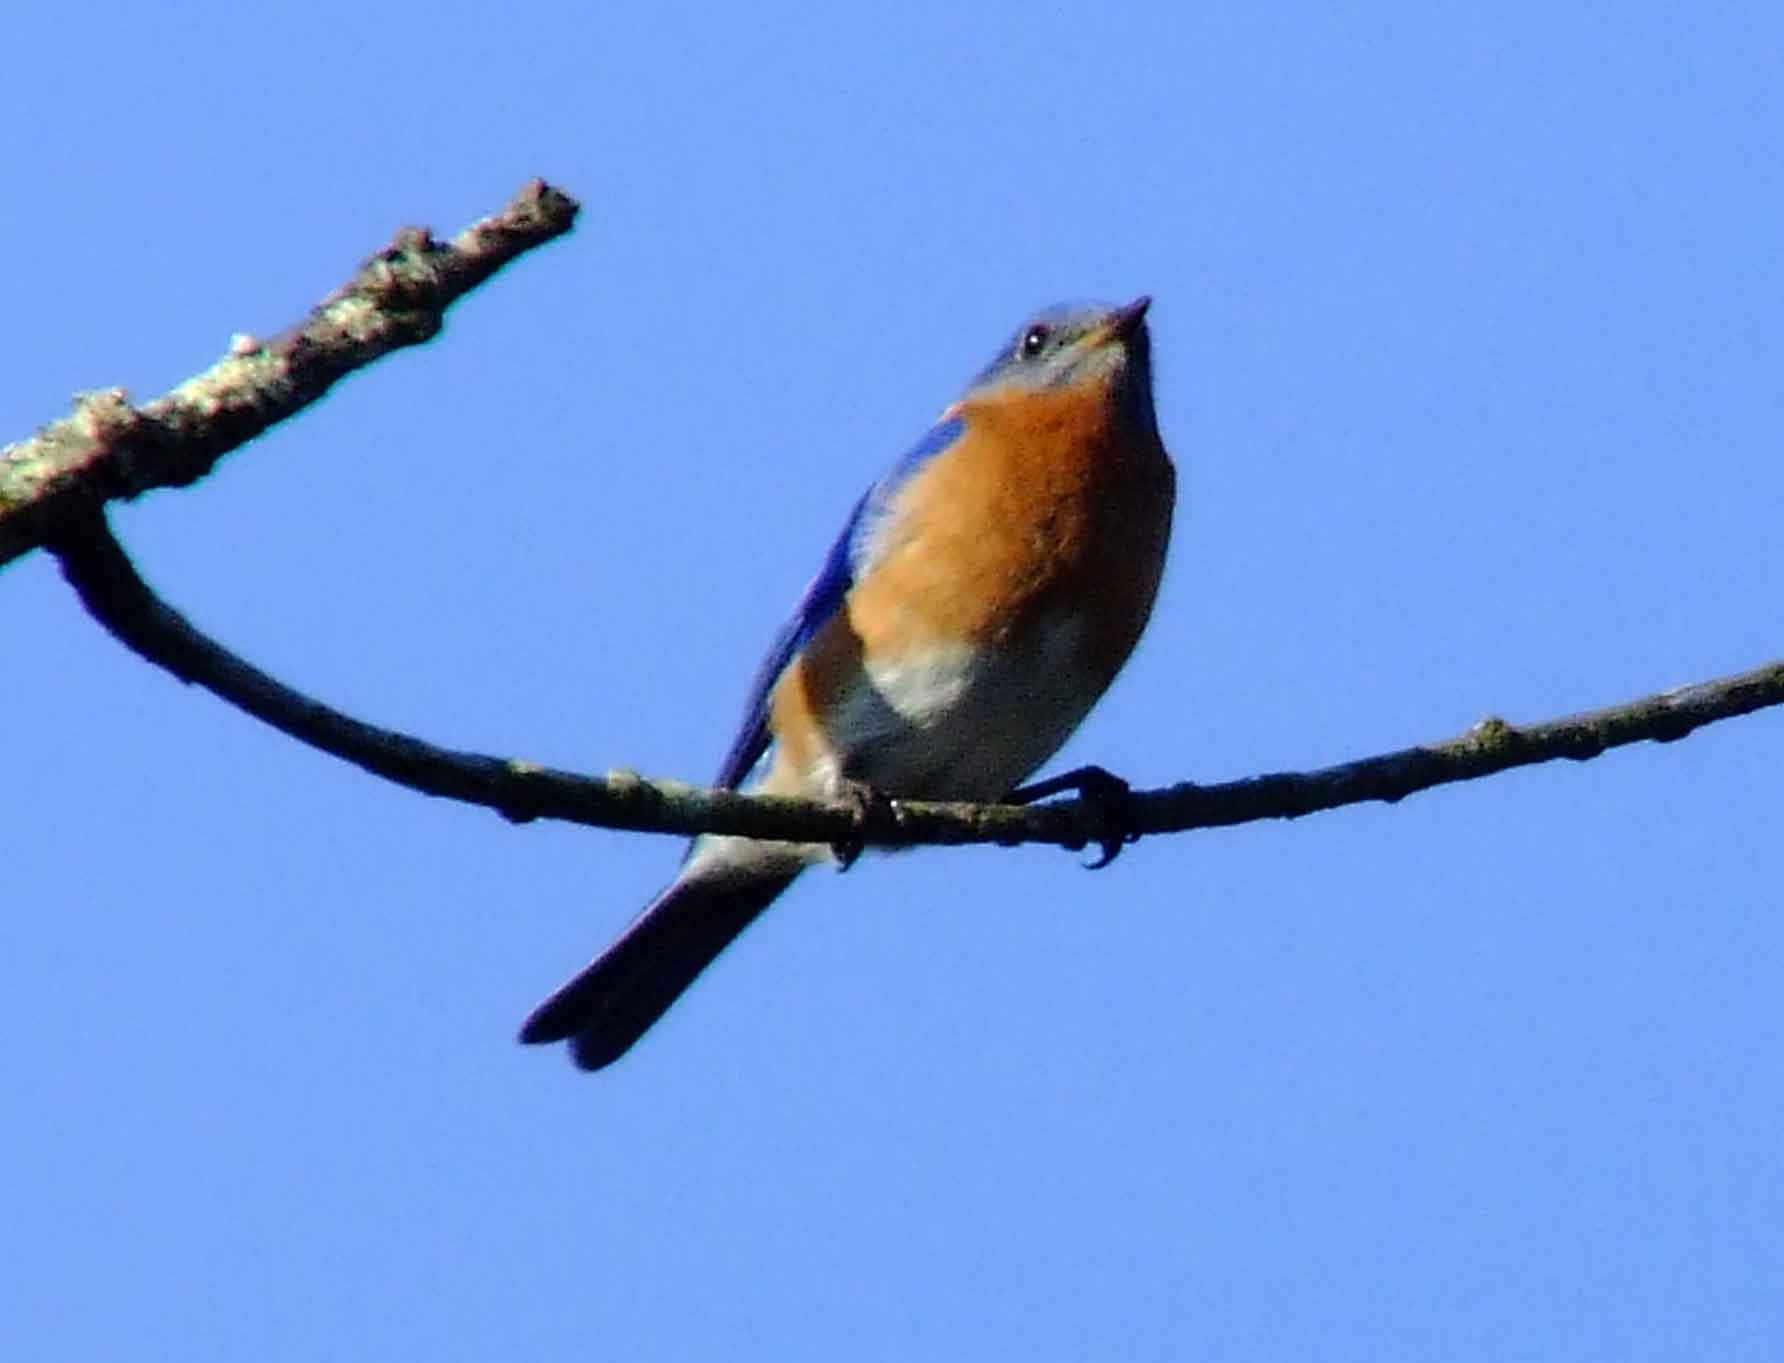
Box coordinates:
[1019,324,1051,359]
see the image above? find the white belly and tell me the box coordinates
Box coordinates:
[819,613,1104,802]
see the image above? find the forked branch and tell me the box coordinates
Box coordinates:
[16,178,1783,858]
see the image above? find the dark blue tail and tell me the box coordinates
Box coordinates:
[519,862,800,1070]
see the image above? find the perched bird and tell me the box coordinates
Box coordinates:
[521,296,1175,1070]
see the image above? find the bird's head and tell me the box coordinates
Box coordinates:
[964,295,1156,428]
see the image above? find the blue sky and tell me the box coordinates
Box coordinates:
[6,2,1782,1358]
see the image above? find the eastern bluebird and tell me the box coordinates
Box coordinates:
[520,296,1175,1070]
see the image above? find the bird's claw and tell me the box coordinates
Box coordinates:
[1007,764,1140,869]
[830,777,891,871]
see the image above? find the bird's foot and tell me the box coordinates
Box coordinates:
[1006,764,1140,869]
[830,777,892,871]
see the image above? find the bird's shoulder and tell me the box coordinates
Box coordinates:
[708,408,969,789]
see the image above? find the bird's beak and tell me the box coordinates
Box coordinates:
[1091,294,1148,347]
[1104,294,1152,343]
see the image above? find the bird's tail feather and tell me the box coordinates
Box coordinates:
[519,845,804,1071]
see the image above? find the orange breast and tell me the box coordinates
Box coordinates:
[871,386,1174,672]
[767,385,1174,792]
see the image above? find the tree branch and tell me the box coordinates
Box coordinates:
[49,512,1784,857]
[21,178,1781,857]
[0,179,579,569]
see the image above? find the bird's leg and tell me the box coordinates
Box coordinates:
[1005,764,1139,869]
[830,775,892,871]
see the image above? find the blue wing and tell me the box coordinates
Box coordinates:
[711,412,966,790]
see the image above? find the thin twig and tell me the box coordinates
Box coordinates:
[0,179,579,568]
[50,513,1784,856]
